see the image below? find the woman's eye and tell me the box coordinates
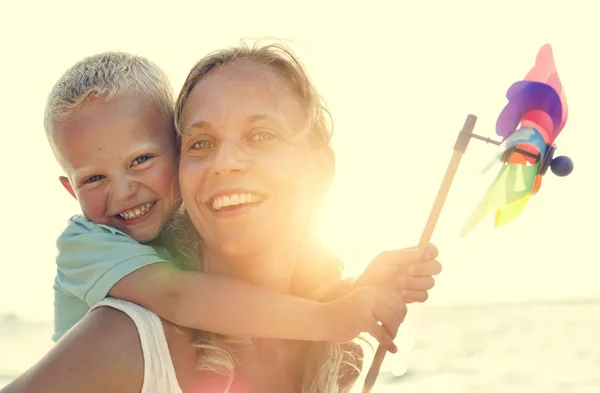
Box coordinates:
[83,175,104,184]
[191,140,213,150]
[132,155,151,166]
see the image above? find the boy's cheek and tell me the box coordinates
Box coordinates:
[153,160,179,194]
[78,196,108,223]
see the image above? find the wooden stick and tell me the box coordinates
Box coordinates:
[361,114,478,393]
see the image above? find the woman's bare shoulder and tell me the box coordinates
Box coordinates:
[1,306,144,393]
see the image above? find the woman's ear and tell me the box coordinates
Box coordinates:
[316,146,335,191]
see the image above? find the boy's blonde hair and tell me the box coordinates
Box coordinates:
[44,51,174,167]
[171,39,362,393]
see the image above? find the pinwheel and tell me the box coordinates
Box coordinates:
[461,43,573,236]
[362,43,573,392]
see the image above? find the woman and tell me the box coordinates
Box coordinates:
[2,41,441,393]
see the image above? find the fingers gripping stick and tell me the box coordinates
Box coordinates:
[361,114,478,393]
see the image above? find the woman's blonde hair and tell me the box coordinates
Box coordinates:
[174,39,332,148]
[169,39,363,392]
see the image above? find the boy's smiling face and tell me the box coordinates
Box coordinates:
[56,95,181,242]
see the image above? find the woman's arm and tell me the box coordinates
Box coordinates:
[1,307,143,393]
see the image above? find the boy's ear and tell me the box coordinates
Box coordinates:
[59,176,77,200]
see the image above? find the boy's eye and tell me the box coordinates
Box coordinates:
[132,155,151,166]
[82,174,105,184]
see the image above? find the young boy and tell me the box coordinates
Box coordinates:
[44,51,407,351]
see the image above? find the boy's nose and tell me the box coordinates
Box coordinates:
[112,176,139,202]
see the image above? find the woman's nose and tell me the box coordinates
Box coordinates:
[211,141,248,176]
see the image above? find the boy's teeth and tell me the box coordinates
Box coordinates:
[212,193,261,211]
[119,202,154,220]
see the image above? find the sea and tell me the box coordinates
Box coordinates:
[1,299,599,392]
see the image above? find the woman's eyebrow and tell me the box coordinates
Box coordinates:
[183,120,209,135]
[184,114,286,133]
[245,113,287,129]
[246,114,271,123]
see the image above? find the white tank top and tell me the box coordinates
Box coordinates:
[91,298,183,393]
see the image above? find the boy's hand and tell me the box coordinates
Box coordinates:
[356,244,442,303]
[321,286,407,353]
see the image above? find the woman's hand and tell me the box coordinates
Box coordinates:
[356,244,442,303]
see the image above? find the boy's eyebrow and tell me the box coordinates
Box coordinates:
[128,142,162,153]
[70,142,163,180]
[71,166,98,181]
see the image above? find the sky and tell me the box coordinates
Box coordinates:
[0,0,598,322]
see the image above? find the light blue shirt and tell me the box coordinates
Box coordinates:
[52,215,173,342]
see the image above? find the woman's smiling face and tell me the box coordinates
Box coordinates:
[178,60,332,263]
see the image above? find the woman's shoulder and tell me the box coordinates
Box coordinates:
[0,305,144,393]
[63,304,147,392]
[67,304,146,390]
[94,298,183,393]
[88,299,150,348]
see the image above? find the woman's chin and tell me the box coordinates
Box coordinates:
[210,229,288,266]
[213,236,266,261]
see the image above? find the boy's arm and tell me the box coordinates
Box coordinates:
[112,264,407,353]
[111,263,333,340]
[58,217,405,344]
[57,217,331,341]
[55,217,173,308]
[315,277,357,302]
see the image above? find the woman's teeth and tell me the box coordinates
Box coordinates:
[212,193,261,211]
[118,202,155,220]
